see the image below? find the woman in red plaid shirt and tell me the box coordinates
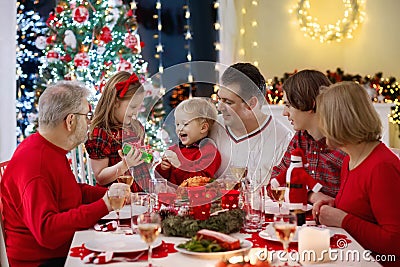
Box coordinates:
[271,70,346,203]
[86,71,150,191]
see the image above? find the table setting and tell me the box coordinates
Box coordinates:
[65,174,381,267]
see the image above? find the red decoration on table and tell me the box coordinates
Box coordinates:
[94,221,117,232]
[158,193,176,207]
[221,190,240,210]
[187,186,212,220]
[70,241,177,263]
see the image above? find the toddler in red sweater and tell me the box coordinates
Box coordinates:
[155,97,221,186]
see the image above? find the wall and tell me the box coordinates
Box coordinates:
[232,0,400,79]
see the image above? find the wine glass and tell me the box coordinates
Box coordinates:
[270,186,286,214]
[272,214,297,265]
[229,160,248,207]
[107,188,126,234]
[137,212,162,267]
[117,174,134,187]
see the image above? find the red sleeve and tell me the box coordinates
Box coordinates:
[79,183,107,204]
[155,162,171,180]
[178,142,221,178]
[341,163,400,255]
[22,177,108,250]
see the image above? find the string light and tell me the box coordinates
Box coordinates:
[290,0,366,43]
[184,0,193,96]
[154,0,165,94]
[212,0,220,101]
[237,1,259,67]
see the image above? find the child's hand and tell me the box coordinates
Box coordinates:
[118,148,144,168]
[160,157,172,170]
[164,150,181,168]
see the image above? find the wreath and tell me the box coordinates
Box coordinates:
[293,0,365,43]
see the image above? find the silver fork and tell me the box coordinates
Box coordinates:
[112,251,146,262]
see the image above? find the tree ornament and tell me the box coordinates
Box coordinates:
[72,6,89,23]
[74,52,90,68]
[117,58,133,72]
[97,45,106,55]
[60,54,72,62]
[35,36,47,50]
[46,50,59,63]
[99,26,112,43]
[124,33,141,53]
[55,5,64,13]
[46,13,56,27]
[64,30,77,49]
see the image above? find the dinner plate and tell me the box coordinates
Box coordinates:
[264,200,312,215]
[174,239,253,259]
[259,224,332,243]
[101,205,147,220]
[85,234,162,253]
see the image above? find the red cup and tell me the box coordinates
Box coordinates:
[191,203,211,220]
[221,190,240,210]
[158,193,176,207]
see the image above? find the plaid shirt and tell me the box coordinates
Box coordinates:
[85,127,150,192]
[271,130,346,198]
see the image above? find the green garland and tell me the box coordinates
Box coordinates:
[162,209,245,238]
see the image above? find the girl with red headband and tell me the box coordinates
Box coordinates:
[86,71,150,191]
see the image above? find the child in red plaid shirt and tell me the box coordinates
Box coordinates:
[86,71,150,191]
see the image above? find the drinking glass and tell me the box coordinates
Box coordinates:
[117,174,134,187]
[137,212,162,267]
[131,193,150,234]
[270,186,286,214]
[273,213,297,264]
[229,160,248,207]
[107,188,126,234]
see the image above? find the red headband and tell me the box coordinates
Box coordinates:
[115,73,139,98]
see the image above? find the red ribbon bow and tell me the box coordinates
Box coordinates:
[115,73,139,98]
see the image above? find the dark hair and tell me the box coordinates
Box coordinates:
[221,63,266,103]
[283,69,331,112]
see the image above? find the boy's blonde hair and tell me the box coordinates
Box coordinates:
[174,97,218,128]
[316,81,382,147]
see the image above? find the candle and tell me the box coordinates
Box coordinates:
[298,227,330,264]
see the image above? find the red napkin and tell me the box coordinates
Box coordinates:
[70,241,177,263]
[94,221,117,232]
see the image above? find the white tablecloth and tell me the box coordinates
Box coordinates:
[65,227,381,267]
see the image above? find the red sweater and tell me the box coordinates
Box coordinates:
[155,139,221,185]
[1,133,108,266]
[335,143,400,264]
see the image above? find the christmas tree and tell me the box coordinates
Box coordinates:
[38,0,147,94]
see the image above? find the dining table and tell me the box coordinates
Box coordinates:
[65,222,382,267]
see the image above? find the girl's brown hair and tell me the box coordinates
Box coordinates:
[89,71,144,139]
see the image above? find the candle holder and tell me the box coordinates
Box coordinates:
[187,186,212,220]
[221,190,240,210]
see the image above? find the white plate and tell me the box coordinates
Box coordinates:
[174,239,253,259]
[259,224,332,243]
[264,200,312,215]
[102,205,147,220]
[85,234,162,253]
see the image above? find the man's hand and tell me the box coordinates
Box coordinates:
[102,183,130,211]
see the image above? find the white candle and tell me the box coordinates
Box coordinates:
[298,227,330,264]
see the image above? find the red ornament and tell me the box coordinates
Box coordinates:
[124,33,140,53]
[60,54,72,62]
[126,9,133,17]
[72,6,89,23]
[55,5,64,13]
[46,50,59,63]
[99,27,112,43]
[74,52,90,67]
[46,13,56,27]
[117,58,132,72]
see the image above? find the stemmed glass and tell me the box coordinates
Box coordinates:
[137,212,162,267]
[229,160,248,207]
[270,186,286,214]
[273,213,297,265]
[107,188,127,234]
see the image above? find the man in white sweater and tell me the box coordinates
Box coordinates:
[210,63,292,186]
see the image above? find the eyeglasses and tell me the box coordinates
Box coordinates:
[72,111,93,121]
